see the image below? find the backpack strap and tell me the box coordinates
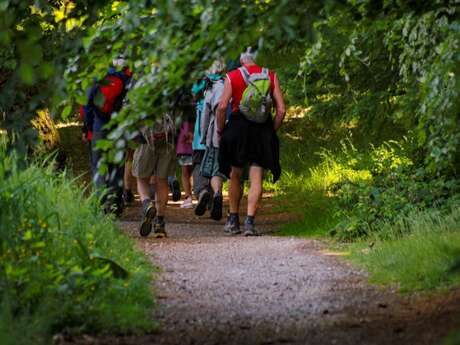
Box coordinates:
[261,68,271,95]
[239,66,250,85]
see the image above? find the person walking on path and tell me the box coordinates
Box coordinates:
[132,114,176,238]
[84,60,132,215]
[176,118,194,208]
[192,77,212,216]
[216,48,286,236]
[200,60,227,220]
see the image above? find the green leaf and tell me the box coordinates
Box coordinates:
[19,63,34,85]
[91,254,129,279]
[62,104,72,119]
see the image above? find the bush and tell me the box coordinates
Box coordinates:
[329,140,460,240]
[0,149,155,343]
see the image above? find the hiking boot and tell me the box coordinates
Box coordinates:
[224,216,241,235]
[104,198,124,218]
[139,200,156,237]
[170,179,181,202]
[180,196,193,209]
[152,218,167,238]
[195,189,210,216]
[210,193,223,221]
[243,220,259,237]
[123,189,135,204]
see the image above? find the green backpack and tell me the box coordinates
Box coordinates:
[239,66,273,124]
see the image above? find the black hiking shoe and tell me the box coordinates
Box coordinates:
[104,197,124,218]
[171,179,181,202]
[195,189,211,216]
[210,193,223,221]
[123,189,135,204]
[139,200,156,237]
[152,218,167,238]
[224,215,241,235]
[243,219,259,237]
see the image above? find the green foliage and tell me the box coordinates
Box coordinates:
[297,1,460,176]
[349,207,460,292]
[0,1,110,154]
[271,112,389,238]
[1,0,460,179]
[328,140,460,240]
[0,148,155,342]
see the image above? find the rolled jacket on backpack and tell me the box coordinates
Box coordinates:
[201,78,224,148]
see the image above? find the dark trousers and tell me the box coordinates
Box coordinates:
[192,149,209,197]
[92,130,124,212]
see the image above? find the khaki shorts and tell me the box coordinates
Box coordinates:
[132,142,176,179]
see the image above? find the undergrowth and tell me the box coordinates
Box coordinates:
[0,149,155,344]
[349,207,460,292]
[272,108,460,293]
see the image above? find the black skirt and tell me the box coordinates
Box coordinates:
[218,112,281,182]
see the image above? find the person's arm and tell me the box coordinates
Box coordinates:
[272,73,286,131]
[216,77,232,135]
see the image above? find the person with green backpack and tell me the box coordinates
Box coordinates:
[216,48,286,236]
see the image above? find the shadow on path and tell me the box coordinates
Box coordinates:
[65,195,460,345]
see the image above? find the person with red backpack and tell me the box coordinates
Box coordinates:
[216,48,286,236]
[85,59,133,215]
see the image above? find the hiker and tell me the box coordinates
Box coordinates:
[132,114,176,238]
[84,59,133,215]
[199,59,227,220]
[191,77,212,216]
[176,116,194,208]
[216,47,286,235]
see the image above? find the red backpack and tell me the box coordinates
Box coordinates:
[93,71,130,118]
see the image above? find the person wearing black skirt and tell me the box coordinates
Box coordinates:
[216,48,286,236]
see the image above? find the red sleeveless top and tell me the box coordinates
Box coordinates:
[227,64,276,113]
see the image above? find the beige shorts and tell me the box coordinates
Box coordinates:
[132,142,176,179]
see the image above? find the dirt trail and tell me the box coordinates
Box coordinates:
[72,195,459,345]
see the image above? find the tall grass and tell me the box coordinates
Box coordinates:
[349,207,460,291]
[0,149,155,344]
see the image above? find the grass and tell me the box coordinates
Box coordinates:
[271,107,460,293]
[349,207,460,292]
[0,148,155,344]
[267,109,374,237]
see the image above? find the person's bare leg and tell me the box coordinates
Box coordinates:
[155,177,169,217]
[224,167,243,233]
[244,165,263,236]
[229,167,243,213]
[210,176,223,195]
[247,165,264,216]
[181,165,192,198]
[137,176,156,237]
[124,150,134,192]
[137,177,151,202]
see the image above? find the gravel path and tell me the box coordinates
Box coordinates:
[105,198,460,345]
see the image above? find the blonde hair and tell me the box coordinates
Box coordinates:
[207,58,226,74]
